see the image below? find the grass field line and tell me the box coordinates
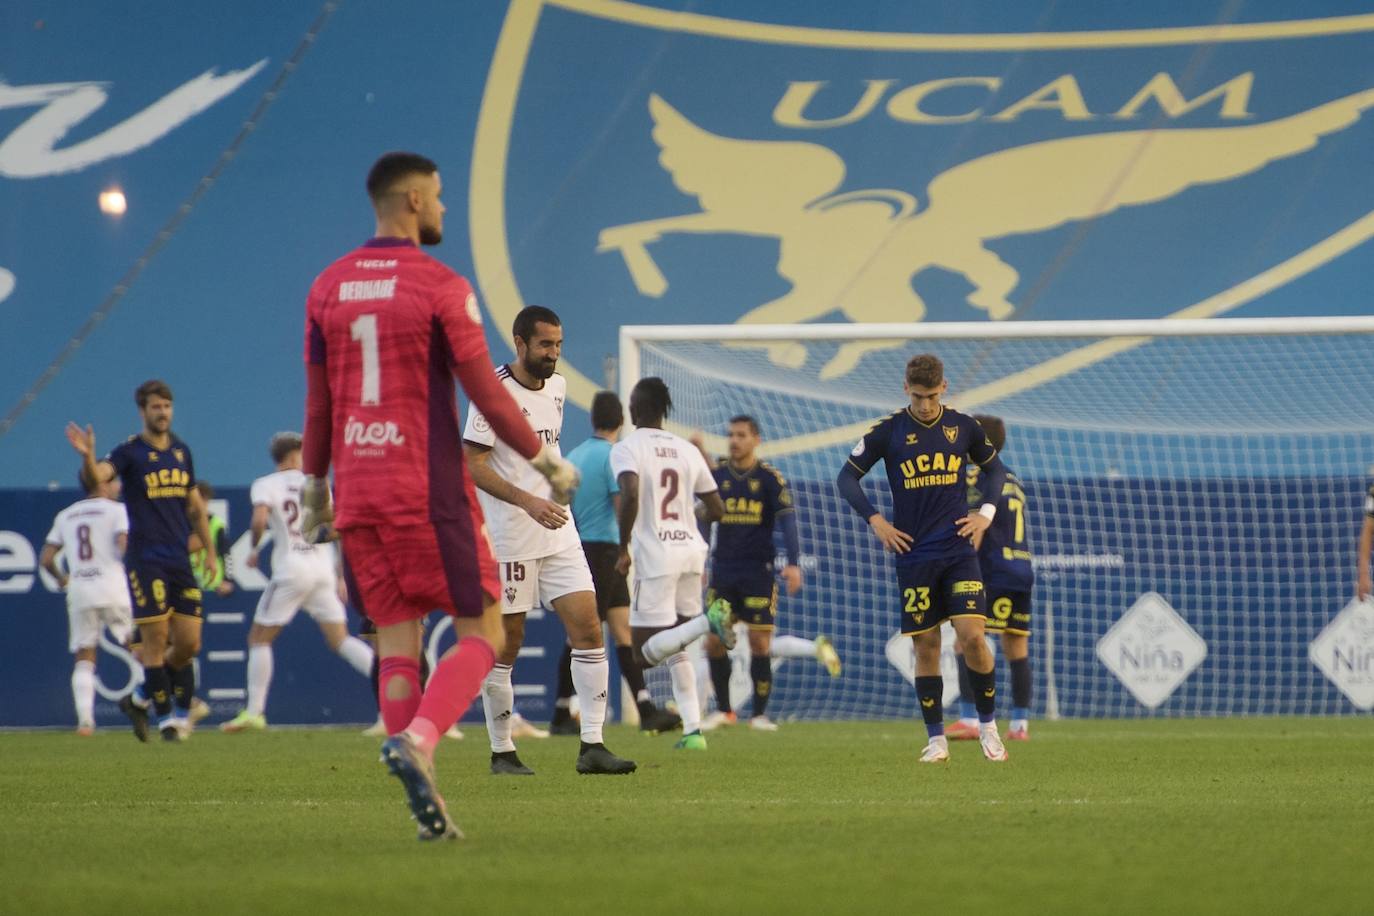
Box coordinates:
[12,793,1355,811]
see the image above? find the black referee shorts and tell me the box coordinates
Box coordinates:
[581,542,630,620]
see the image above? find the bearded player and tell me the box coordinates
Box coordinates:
[300,151,578,839]
[463,306,634,776]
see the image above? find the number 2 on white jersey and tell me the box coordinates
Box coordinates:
[350,314,380,406]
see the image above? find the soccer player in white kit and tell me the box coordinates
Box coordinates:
[220,432,375,732]
[612,377,735,750]
[39,471,133,735]
[462,306,635,776]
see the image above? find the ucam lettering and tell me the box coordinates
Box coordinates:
[344,416,406,447]
[338,277,398,302]
[353,259,398,270]
[658,529,693,542]
[772,72,1254,128]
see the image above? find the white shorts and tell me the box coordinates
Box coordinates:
[498,543,595,616]
[254,572,347,627]
[630,572,704,629]
[67,602,133,653]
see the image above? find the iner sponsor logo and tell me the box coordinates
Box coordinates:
[344,416,406,448]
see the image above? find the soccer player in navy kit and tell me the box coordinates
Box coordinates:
[67,379,217,741]
[949,415,1036,742]
[836,355,1010,763]
[699,415,840,731]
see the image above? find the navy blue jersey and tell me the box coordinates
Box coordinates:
[105,434,196,565]
[847,406,997,565]
[967,465,1034,592]
[711,459,793,570]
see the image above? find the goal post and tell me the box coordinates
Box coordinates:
[620,317,1374,719]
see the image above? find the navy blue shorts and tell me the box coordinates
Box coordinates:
[896,555,985,635]
[708,563,777,629]
[127,559,203,624]
[986,588,1032,636]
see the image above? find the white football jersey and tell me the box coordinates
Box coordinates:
[463,367,580,560]
[610,426,716,578]
[45,497,130,609]
[249,469,336,580]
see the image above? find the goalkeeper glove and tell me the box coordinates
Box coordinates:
[531,444,580,505]
[301,476,337,544]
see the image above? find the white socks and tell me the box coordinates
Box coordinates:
[482,663,516,752]
[247,645,273,716]
[71,659,95,727]
[570,648,608,745]
[641,615,711,667]
[244,637,370,720]
[668,652,701,734]
[336,636,374,676]
[771,635,818,659]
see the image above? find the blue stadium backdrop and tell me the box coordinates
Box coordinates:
[4,0,1374,725]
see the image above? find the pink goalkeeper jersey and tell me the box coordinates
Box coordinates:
[304,238,494,530]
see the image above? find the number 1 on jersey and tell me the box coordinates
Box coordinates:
[350,314,381,406]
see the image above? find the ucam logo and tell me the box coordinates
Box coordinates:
[1097,592,1208,709]
[474,2,1374,435]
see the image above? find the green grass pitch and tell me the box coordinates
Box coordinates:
[2,719,1371,916]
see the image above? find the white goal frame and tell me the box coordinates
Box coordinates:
[619,315,1374,720]
[621,315,1374,398]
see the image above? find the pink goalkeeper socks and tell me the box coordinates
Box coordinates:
[406,637,496,756]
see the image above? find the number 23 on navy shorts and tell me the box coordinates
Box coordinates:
[896,555,985,635]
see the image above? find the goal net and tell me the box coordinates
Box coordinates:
[620,318,1374,719]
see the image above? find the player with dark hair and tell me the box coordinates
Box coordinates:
[947,415,1035,742]
[549,391,680,736]
[696,415,840,732]
[612,377,733,750]
[220,432,375,732]
[39,468,131,735]
[300,150,579,838]
[836,354,1010,764]
[66,379,217,741]
[463,307,635,776]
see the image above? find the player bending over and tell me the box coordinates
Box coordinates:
[221,432,375,732]
[300,151,577,839]
[463,307,634,776]
[836,354,1009,764]
[612,377,734,750]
